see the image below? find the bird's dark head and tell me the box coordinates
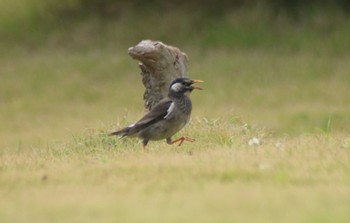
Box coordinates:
[168,77,203,97]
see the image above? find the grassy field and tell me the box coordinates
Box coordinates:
[1,126,350,223]
[1,45,350,223]
[1,2,350,222]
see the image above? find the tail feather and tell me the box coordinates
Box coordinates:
[108,129,124,136]
[109,125,138,137]
[110,121,151,138]
[109,127,129,137]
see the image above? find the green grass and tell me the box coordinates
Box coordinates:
[1,122,350,222]
[1,3,350,222]
[2,47,350,146]
[1,45,350,223]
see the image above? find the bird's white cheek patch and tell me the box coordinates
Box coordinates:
[171,83,182,92]
[128,123,136,128]
[164,102,175,119]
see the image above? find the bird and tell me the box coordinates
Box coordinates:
[109,77,203,149]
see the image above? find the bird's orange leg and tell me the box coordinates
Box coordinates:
[167,137,195,146]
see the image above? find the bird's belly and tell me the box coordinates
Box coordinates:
[138,116,189,141]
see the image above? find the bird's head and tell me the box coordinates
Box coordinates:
[168,77,203,97]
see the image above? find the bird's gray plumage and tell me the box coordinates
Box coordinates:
[110,77,202,148]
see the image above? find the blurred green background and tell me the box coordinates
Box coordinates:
[1,0,350,147]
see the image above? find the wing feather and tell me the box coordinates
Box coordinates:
[135,98,173,126]
[110,98,173,137]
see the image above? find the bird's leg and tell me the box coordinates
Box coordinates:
[166,137,195,146]
[142,139,149,151]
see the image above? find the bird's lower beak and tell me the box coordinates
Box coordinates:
[191,79,204,90]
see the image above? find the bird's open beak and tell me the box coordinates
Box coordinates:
[191,79,204,90]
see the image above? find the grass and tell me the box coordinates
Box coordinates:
[1,46,350,222]
[1,3,350,222]
[2,47,350,147]
[1,122,350,222]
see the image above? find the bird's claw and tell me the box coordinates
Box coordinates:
[169,136,195,146]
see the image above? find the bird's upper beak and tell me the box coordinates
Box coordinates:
[191,79,204,90]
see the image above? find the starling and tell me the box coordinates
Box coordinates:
[110,77,203,149]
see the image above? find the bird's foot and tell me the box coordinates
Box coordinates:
[167,136,195,146]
